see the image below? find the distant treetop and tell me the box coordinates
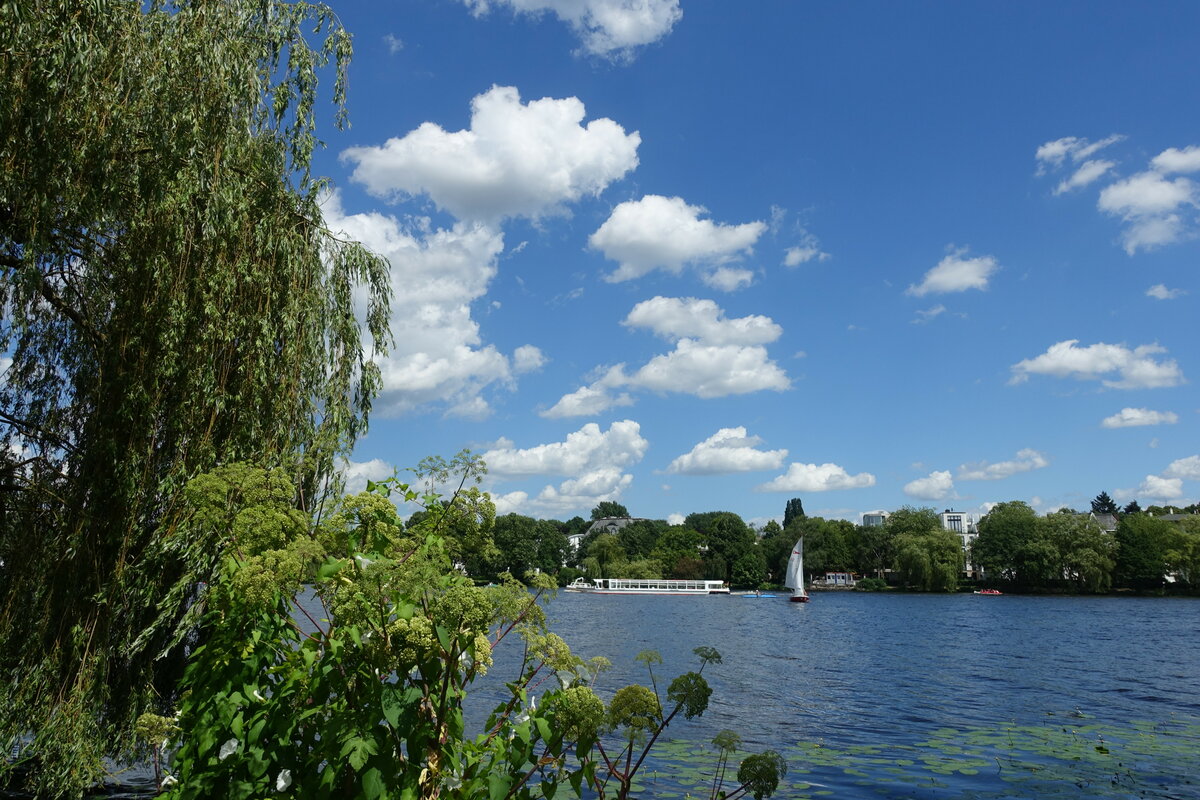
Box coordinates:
[591,501,630,520]
[1091,491,1118,515]
[783,498,806,529]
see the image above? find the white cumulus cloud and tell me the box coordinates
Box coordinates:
[783,246,828,266]
[782,227,831,266]
[539,381,635,419]
[338,458,396,495]
[483,422,649,516]
[703,266,756,292]
[1040,137,1200,254]
[490,491,529,516]
[459,0,681,60]
[590,195,766,287]
[956,449,1049,481]
[1164,455,1200,481]
[757,462,876,493]
[1101,408,1179,429]
[533,467,632,514]
[904,470,954,500]
[483,419,647,476]
[1137,474,1184,500]
[1098,170,1197,254]
[1146,283,1186,300]
[342,85,639,224]
[323,192,537,418]
[1151,145,1200,174]
[494,469,635,517]
[906,247,1000,296]
[1010,340,1184,389]
[623,296,782,346]
[544,298,789,415]
[666,427,787,475]
[622,339,790,398]
[512,345,547,373]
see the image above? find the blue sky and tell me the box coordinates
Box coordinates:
[316,0,1199,524]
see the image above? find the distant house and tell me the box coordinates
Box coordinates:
[940,509,980,578]
[1151,512,1198,525]
[571,516,649,552]
[1089,512,1118,533]
[862,511,890,527]
[815,571,856,587]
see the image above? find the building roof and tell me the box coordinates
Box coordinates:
[584,516,648,535]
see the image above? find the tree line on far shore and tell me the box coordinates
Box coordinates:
[429,493,1200,596]
[972,497,1199,593]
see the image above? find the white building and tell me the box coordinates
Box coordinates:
[940,509,980,578]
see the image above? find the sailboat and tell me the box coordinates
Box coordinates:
[783,537,809,603]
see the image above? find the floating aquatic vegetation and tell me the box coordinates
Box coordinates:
[634,713,1200,799]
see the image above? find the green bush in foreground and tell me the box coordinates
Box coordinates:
[163,459,785,799]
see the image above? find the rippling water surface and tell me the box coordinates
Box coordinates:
[472,591,1200,799]
[66,591,1200,798]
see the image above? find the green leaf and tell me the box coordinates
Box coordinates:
[488,772,510,800]
[381,683,413,729]
[317,558,346,580]
[361,766,385,800]
[435,624,452,653]
[341,736,378,772]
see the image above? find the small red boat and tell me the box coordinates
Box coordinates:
[974,589,1002,595]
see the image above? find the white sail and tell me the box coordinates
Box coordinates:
[783,537,805,593]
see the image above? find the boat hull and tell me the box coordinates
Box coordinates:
[790,595,809,603]
[591,589,726,595]
[569,578,731,595]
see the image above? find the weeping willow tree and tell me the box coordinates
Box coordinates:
[0,1,389,793]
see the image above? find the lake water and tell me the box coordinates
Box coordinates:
[477,591,1200,799]
[65,591,1200,798]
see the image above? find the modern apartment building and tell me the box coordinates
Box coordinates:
[940,509,980,578]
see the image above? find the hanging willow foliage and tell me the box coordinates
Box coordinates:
[0,0,390,794]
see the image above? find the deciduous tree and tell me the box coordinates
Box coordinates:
[1115,514,1173,589]
[974,501,1039,581]
[1040,511,1115,592]
[894,530,962,591]
[791,517,856,574]
[854,523,895,579]
[0,2,389,793]
[686,511,753,583]
[591,501,630,520]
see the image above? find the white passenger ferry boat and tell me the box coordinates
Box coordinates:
[565,577,730,595]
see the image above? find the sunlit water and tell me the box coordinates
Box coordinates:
[471,591,1200,799]
[60,591,1200,798]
